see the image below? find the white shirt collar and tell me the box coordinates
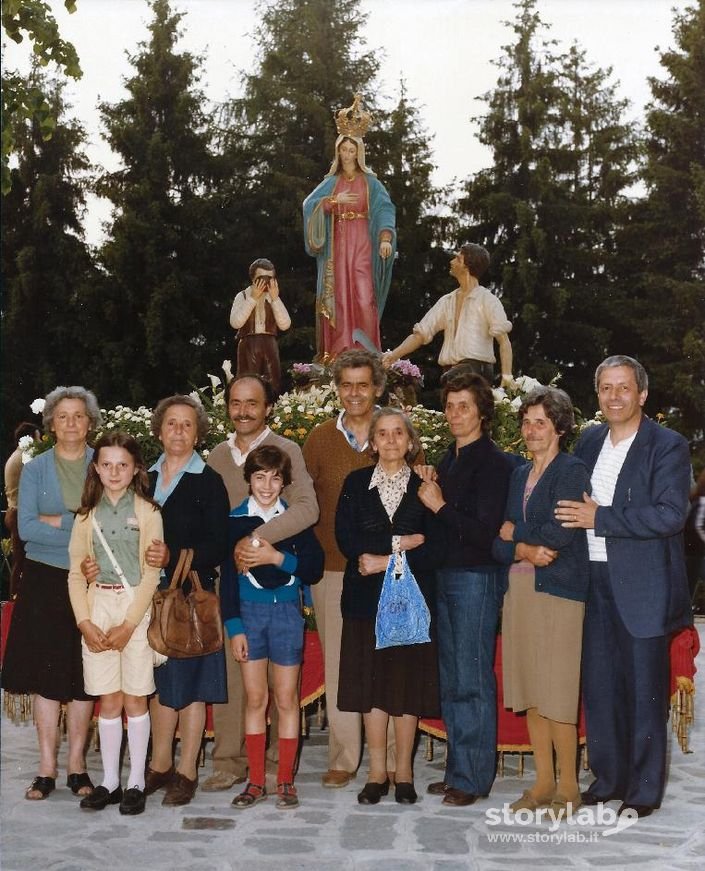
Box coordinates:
[227,426,271,466]
[247,495,285,522]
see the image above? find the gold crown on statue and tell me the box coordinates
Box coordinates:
[334,94,373,138]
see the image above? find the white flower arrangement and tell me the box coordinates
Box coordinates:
[18,435,37,465]
[16,363,613,469]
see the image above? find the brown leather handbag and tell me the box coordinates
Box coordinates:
[148,548,224,658]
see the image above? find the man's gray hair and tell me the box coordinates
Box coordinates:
[43,386,102,433]
[332,349,387,391]
[594,355,648,393]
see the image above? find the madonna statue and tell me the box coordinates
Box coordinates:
[303,95,396,359]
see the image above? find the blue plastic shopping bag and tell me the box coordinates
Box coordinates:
[374,552,431,649]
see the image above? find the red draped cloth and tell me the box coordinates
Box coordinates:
[419,630,698,750]
[669,626,699,752]
[1,600,14,666]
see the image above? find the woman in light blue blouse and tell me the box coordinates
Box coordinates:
[2,386,101,801]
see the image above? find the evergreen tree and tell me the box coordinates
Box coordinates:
[94,0,226,408]
[1,0,82,193]
[457,0,637,416]
[1,67,95,450]
[619,2,705,445]
[221,0,381,365]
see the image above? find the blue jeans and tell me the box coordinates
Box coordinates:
[436,567,502,796]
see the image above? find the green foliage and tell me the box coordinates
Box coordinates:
[617,2,705,451]
[91,0,229,410]
[2,0,701,463]
[457,0,638,420]
[1,0,81,193]
[369,82,455,395]
[1,68,96,453]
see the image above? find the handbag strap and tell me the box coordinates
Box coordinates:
[91,514,135,602]
[187,569,204,594]
[167,548,195,589]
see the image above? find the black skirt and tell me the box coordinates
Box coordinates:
[1,560,94,702]
[337,617,440,718]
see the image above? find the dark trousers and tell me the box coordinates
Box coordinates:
[440,359,494,385]
[236,334,281,395]
[582,562,670,807]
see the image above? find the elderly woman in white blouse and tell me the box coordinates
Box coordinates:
[335,408,444,806]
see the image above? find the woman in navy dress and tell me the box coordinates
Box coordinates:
[143,396,229,805]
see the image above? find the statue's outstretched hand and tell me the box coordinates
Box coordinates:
[336,190,359,206]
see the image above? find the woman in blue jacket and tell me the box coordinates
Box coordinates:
[493,387,590,816]
[2,386,101,801]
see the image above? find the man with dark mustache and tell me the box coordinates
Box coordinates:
[202,375,318,792]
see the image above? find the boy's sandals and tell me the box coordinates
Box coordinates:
[25,776,56,800]
[67,772,94,796]
[276,782,299,809]
[232,782,267,809]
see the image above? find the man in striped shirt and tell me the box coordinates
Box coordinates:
[555,355,691,819]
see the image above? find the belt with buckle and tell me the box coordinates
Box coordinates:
[336,211,367,221]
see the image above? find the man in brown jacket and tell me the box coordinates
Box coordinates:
[302,349,391,787]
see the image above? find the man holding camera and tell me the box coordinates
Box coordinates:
[230,258,291,395]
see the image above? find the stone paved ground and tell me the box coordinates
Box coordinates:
[1,623,703,871]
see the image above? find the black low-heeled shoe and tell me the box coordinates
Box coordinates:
[80,785,123,811]
[119,787,146,816]
[395,782,417,804]
[357,779,390,805]
[67,772,94,796]
[25,776,56,800]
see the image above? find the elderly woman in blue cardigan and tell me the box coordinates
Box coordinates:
[492,387,590,816]
[2,386,101,801]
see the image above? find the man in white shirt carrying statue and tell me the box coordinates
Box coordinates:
[382,243,513,387]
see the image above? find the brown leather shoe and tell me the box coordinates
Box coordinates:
[427,780,448,796]
[162,772,198,806]
[144,766,174,796]
[442,787,478,807]
[321,769,354,788]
